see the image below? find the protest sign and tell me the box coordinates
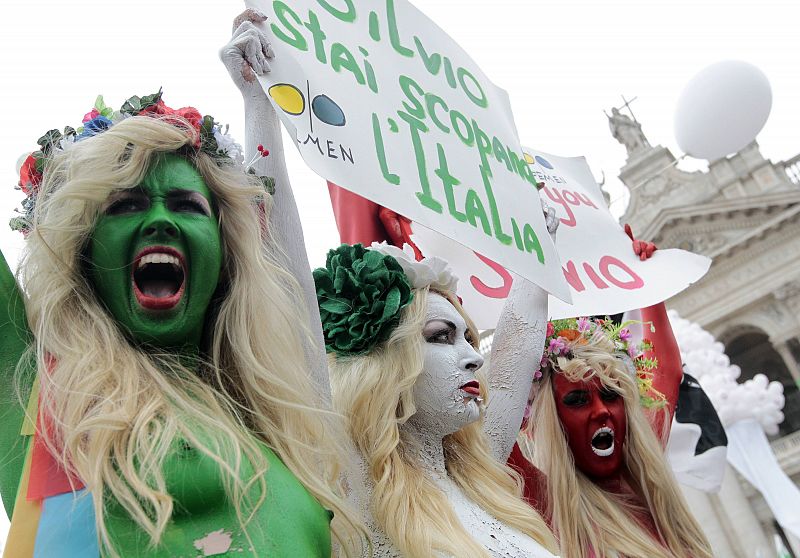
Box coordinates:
[412,148,711,328]
[245,0,569,300]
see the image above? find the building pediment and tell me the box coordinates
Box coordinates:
[642,191,800,257]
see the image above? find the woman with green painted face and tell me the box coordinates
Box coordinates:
[0,96,360,556]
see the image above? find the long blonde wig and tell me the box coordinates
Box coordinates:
[330,287,557,557]
[20,116,359,556]
[527,333,712,558]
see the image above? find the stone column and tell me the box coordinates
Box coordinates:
[774,341,800,388]
[680,484,739,557]
[714,464,773,557]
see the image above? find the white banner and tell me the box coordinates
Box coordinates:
[246,0,569,301]
[727,420,800,539]
[412,148,711,328]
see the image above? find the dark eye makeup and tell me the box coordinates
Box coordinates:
[103,190,211,216]
[562,390,590,407]
[599,387,621,402]
[423,320,456,344]
[167,192,211,215]
[104,192,149,215]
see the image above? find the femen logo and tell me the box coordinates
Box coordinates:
[268,81,355,164]
[523,151,554,170]
[269,82,347,127]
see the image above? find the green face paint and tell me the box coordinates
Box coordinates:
[87,154,223,348]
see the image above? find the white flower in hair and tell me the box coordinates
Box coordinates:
[370,242,458,292]
[213,125,244,165]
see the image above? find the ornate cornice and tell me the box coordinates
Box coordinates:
[644,190,800,244]
[668,217,800,328]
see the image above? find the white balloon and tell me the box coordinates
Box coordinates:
[674,60,772,161]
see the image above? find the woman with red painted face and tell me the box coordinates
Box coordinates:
[526,321,713,558]
[507,231,712,558]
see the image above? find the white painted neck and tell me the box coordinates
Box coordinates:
[400,417,448,480]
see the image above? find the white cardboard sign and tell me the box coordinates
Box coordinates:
[245,0,570,301]
[412,148,711,328]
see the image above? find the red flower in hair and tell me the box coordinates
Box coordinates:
[82,108,100,123]
[175,107,203,147]
[139,102,203,146]
[175,106,202,127]
[19,154,42,195]
[138,100,172,116]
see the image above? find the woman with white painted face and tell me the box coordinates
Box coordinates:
[224,10,557,556]
[313,242,558,558]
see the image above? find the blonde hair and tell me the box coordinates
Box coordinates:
[330,287,557,557]
[20,116,359,556]
[527,333,712,558]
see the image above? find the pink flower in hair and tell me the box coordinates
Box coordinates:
[82,108,100,123]
[619,328,632,342]
[546,322,555,338]
[549,337,567,356]
[577,317,591,332]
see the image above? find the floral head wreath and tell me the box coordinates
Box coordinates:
[313,242,458,356]
[10,89,272,235]
[537,316,666,409]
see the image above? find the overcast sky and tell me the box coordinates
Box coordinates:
[2,0,799,548]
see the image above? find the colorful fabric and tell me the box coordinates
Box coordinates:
[27,408,84,501]
[3,442,38,558]
[33,491,99,558]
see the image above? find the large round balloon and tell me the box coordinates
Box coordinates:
[674,60,772,161]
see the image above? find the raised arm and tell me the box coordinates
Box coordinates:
[0,249,33,517]
[220,10,330,405]
[622,224,682,443]
[483,207,557,462]
[641,301,682,443]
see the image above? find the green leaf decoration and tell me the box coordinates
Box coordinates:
[94,95,107,112]
[120,95,142,115]
[37,129,63,155]
[259,176,275,195]
[313,244,413,356]
[33,151,45,174]
[139,89,163,109]
[199,115,219,157]
[9,217,29,233]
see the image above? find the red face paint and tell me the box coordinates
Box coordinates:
[552,373,627,479]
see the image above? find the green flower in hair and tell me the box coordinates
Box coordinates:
[314,244,413,356]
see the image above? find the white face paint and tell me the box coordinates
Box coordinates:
[410,293,485,437]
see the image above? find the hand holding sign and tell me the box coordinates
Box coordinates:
[625,224,657,261]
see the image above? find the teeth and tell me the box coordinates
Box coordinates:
[137,253,181,268]
[591,427,615,457]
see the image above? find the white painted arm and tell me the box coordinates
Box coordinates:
[483,206,557,462]
[220,11,330,406]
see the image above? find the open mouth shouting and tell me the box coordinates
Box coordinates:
[591,426,615,457]
[132,246,186,311]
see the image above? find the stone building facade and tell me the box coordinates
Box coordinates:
[614,109,800,557]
